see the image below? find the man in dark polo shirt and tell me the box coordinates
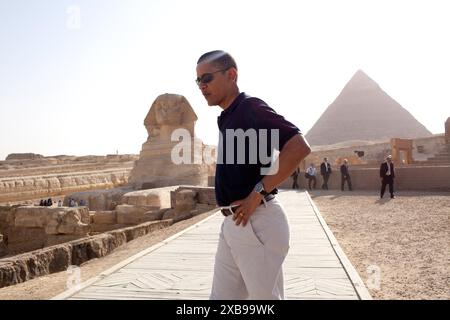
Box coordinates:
[196,50,311,300]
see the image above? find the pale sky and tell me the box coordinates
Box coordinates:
[1,0,449,160]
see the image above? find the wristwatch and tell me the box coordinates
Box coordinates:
[254,181,269,196]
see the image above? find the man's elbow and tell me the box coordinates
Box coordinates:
[296,134,311,157]
[286,133,311,160]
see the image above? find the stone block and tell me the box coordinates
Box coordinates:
[116,205,148,224]
[14,207,51,228]
[162,209,193,223]
[0,234,7,257]
[6,227,47,252]
[65,187,132,211]
[175,190,197,213]
[92,211,117,225]
[142,209,166,222]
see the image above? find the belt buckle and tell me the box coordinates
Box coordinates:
[261,194,274,206]
[219,204,240,217]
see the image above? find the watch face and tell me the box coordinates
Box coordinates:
[255,183,262,193]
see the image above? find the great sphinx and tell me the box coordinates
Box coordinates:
[128,94,210,189]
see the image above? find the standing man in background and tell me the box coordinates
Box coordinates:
[305,163,317,190]
[291,167,300,189]
[380,155,395,199]
[340,159,352,191]
[320,157,332,190]
[196,50,311,300]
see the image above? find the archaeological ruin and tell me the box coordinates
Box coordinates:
[0,94,217,288]
[0,81,448,290]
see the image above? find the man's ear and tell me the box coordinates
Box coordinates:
[228,67,238,83]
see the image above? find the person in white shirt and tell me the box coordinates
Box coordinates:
[305,163,317,190]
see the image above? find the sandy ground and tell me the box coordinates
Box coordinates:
[310,189,450,300]
[0,211,216,300]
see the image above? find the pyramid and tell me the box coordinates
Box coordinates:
[305,70,432,146]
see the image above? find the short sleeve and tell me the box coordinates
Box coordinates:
[246,98,300,151]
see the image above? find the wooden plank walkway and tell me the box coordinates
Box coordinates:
[53,190,371,300]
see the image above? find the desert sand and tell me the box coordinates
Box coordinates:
[310,189,450,300]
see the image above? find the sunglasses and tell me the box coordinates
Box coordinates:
[195,68,229,85]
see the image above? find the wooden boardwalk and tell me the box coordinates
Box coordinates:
[53,190,371,300]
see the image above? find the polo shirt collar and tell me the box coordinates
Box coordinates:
[220,92,247,117]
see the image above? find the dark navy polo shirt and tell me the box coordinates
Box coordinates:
[215,92,301,206]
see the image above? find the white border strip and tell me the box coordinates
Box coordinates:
[304,191,373,300]
[51,210,220,300]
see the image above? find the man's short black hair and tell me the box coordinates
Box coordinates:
[197,50,237,70]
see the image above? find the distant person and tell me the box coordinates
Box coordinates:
[69,198,75,207]
[291,167,300,189]
[43,199,48,206]
[340,159,352,191]
[47,198,53,207]
[39,199,44,206]
[320,157,332,190]
[380,155,395,199]
[57,200,62,207]
[305,163,317,190]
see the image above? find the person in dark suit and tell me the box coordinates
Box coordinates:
[340,159,352,191]
[291,167,300,189]
[320,157,332,190]
[380,155,395,198]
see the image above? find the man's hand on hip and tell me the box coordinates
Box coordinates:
[230,192,263,227]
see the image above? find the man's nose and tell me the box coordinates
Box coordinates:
[199,82,207,90]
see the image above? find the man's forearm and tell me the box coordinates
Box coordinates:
[262,134,311,193]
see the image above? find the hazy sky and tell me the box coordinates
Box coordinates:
[1,0,449,160]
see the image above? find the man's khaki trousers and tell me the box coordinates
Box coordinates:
[210,198,290,300]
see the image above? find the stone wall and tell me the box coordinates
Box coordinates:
[0,184,221,288]
[5,153,44,161]
[170,186,217,208]
[279,165,450,191]
[0,219,172,288]
[0,155,137,178]
[412,135,447,162]
[0,169,131,204]
[0,234,6,257]
[121,186,178,209]
[1,185,218,258]
[0,206,91,256]
[63,187,133,211]
[300,134,446,169]
[446,117,450,144]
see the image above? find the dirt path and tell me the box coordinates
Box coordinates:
[310,190,450,300]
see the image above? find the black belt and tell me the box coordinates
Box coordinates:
[220,194,275,217]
